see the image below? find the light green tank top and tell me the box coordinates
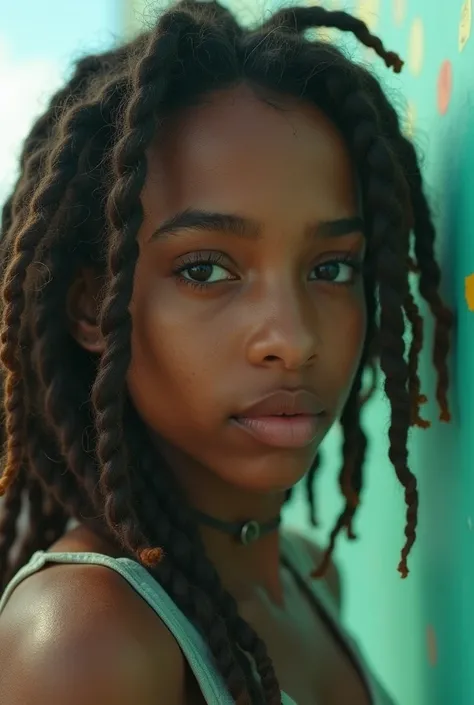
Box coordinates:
[0,530,394,705]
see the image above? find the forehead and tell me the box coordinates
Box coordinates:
[143,84,357,225]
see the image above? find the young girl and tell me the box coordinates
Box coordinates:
[0,2,452,704]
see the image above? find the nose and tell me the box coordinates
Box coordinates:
[245,284,319,371]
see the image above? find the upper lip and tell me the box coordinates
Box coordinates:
[236,389,325,418]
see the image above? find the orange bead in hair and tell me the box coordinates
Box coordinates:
[139,546,165,567]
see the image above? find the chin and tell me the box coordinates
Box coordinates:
[214,451,313,494]
[150,429,320,498]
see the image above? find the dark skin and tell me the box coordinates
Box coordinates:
[0,86,371,705]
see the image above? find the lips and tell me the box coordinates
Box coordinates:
[237,389,325,418]
[232,389,325,449]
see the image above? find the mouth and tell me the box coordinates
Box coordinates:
[232,388,326,449]
[231,412,324,449]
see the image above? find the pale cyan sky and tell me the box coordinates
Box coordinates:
[0,0,121,205]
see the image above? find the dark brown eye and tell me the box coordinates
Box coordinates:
[309,260,356,284]
[185,264,213,282]
[181,262,232,284]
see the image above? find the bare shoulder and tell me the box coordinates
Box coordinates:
[286,529,343,611]
[0,558,185,705]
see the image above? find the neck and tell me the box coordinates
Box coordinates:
[202,525,283,604]
[195,493,285,603]
[170,454,286,604]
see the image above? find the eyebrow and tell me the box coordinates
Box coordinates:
[150,209,364,241]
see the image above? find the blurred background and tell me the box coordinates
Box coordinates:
[1,1,473,704]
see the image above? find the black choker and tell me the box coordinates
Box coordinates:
[193,510,281,546]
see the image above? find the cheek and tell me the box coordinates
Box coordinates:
[129,308,194,423]
[322,295,366,406]
[126,280,228,433]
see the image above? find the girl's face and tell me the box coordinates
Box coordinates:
[126,84,366,494]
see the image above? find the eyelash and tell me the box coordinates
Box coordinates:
[173,251,363,291]
[313,252,363,284]
[173,252,233,291]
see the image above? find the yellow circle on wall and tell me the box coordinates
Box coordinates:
[317,28,339,43]
[393,0,407,26]
[459,0,472,52]
[403,101,417,139]
[408,17,424,76]
[465,273,474,311]
[357,0,380,31]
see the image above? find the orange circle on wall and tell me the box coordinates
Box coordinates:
[426,625,438,667]
[437,60,453,115]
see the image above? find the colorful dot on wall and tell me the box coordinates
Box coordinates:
[464,273,474,310]
[426,625,438,667]
[357,0,380,31]
[318,29,339,42]
[459,0,472,52]
[437,60,453,115]
[403,101,417,139]
[408,17,424,76]
[393,0,407,26]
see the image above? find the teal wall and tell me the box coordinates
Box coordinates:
[124,2,473,703]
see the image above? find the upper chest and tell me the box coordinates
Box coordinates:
[246,564,371,705]
[186,564,372,705]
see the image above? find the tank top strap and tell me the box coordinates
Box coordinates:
[280,530,397,704]
[280,529,391,705]
[279,530,343,622]
[0,550,233,705]
[0,549,297,705]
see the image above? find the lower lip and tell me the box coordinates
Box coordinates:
[232,415,322,449]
